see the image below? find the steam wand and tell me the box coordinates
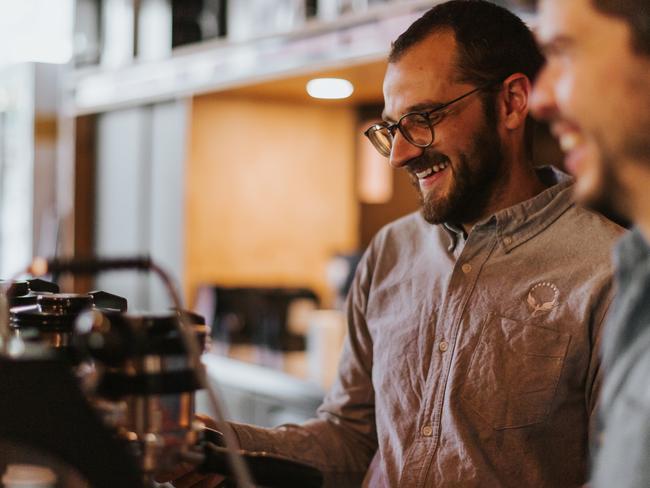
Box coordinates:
[0,293,9,355]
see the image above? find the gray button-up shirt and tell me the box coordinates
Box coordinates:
[593,228,650,488]
[231,167,623,487]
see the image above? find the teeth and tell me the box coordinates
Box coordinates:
[416,161,449,179]
[559,133,582,153]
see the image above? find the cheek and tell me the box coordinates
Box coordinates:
[554,66,582,117]
[433,111,485,155]
[557,61,613,128]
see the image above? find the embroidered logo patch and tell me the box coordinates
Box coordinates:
[526,282,560,317]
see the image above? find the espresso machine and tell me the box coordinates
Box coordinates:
[0,257,323,488]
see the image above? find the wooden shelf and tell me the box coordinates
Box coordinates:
[64,0,441,115]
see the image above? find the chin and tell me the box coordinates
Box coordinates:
[572,176,599,206]
[420,200,446,225]
[575,170,631,227]
[570,149,606,201]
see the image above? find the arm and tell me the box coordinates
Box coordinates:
[164,247,381,487]
[585,292,614,456]
[230,248,379,485]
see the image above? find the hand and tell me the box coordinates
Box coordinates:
[157,464,227,488]
[155,414,229,488]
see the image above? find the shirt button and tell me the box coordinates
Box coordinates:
[421,425,433,437]
[439,341,449,352]
[461,263,472,274]
[503,236,512,245]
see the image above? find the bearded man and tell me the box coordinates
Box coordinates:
[171,2,622,486]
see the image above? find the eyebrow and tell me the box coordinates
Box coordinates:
[538,34,576,55]
[381,100,444,123]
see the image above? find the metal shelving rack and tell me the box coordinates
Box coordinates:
[63,0,447,116]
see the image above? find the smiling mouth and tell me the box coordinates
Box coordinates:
[558,132,584,153]
[415,160,450,180]
[551,120,586,155]
[553,125,590,176]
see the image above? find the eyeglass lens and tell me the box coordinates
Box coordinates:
[400,113,434,146]
[368,127,393,157]
[368,112,434,157]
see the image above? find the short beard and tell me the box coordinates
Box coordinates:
[410,117,505,226]
[585,144,632,227]
[585,80,650,227]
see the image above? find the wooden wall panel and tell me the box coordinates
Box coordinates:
[72,114,96,293]
[185,94,359,306]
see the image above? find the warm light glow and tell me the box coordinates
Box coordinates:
[358,127,393,204]
[29,257,48,277]
[306,78,354,100]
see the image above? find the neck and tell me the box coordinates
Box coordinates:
[462,160,546,234]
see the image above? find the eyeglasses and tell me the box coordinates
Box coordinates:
[364,83,495,158]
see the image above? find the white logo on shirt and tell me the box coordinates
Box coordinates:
[527,282,560,317]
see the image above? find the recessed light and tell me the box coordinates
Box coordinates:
[306,78,354,99]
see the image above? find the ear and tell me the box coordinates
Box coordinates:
[499,73,531,131]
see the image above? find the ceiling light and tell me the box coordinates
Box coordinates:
[306,78,354,100]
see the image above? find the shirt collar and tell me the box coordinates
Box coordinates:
[602,226,650,367]
[614,226,650,282]
[442,222,467,252]
[442,166,575,253]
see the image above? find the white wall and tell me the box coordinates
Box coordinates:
[94,99,187,311]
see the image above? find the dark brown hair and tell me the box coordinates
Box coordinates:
[389,0,544,156]
[389,0,544,86]
[593,0,650,56]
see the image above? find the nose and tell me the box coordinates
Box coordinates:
[389,130,426,169]
[530,63,559,121]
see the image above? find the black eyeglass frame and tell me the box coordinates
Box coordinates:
[364,81,500,157]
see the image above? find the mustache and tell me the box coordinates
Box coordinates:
[406,151,450,173]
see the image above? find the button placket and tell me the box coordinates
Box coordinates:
[417,234,499,486]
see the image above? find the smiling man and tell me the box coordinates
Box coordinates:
[171,2,623,487]
[531,0,650,486]
[376,31,547,231]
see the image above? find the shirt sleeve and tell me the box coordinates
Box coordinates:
[592,330,650,488]
[586,289,615,454]
[229,245,379,486]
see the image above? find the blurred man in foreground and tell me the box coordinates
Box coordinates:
[171,1,623,486]
[531,0,650,486]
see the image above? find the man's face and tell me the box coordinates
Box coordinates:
[382,31,505,226]
[532,0,650,216]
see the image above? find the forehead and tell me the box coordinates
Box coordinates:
[536,0,588,41]
[537,0,631,49]
[383,30,459,117]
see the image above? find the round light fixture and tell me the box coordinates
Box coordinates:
[306,78,354,100]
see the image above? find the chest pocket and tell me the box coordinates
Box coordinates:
[461,315,571,430]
